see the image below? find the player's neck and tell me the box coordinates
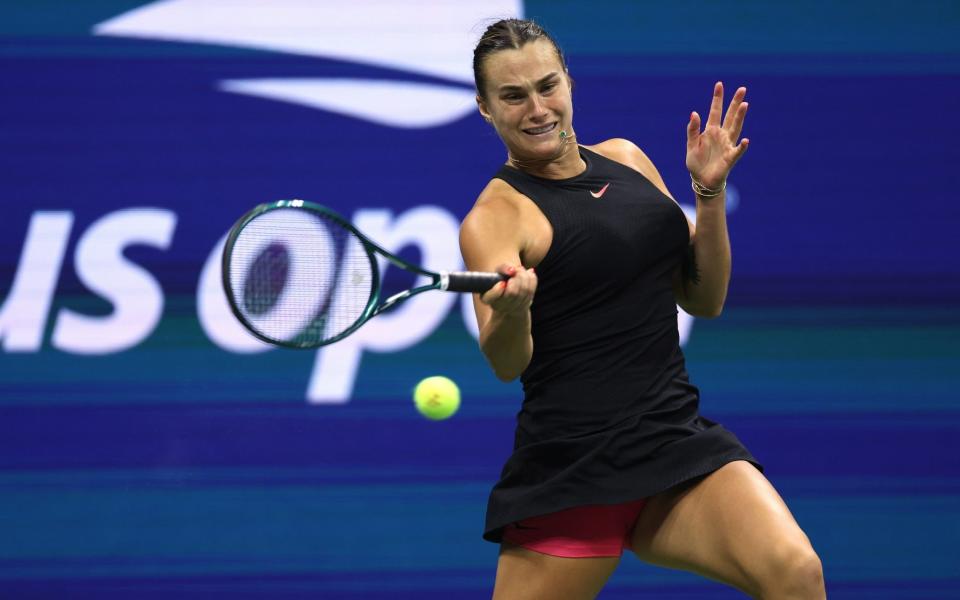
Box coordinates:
[508,142,585,180]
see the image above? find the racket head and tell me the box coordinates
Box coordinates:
[221,200,380,348]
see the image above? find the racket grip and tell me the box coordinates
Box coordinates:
[443,271,508,293]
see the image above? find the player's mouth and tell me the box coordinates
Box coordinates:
[522,122,558,137]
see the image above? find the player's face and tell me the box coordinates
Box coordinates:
[478,40,573,160]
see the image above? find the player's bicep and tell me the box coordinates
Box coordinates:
[459,202,523,333]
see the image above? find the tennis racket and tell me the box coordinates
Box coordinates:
[221,199,505,348]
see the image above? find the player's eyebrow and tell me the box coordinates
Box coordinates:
[498,72,559,93]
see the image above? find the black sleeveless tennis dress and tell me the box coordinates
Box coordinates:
[483,146,761,544]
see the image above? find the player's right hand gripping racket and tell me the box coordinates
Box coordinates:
[221,199,505,348]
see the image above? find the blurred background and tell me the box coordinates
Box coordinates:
[1,1,958,598]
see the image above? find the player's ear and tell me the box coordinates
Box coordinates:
[477,96,493,124]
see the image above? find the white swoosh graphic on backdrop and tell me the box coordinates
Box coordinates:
[218,78,480,129]
[93,0,523,128]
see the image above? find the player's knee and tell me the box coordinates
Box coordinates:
[783,549,824,598]
[759,542,825,599]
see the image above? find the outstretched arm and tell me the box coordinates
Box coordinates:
[679,81,750,317]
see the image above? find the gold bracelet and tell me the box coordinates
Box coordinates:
[690,174,726,198]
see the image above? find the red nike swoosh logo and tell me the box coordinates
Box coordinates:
[590,183,610,198]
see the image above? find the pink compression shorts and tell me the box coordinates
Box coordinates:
[500,499,648,558]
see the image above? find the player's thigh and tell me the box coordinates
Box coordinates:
[629,460,821,597]
[493,543,620,600]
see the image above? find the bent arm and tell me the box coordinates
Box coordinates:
[459,193,537,381]
[476,296,533,382]
[678,82,750,317]
[674,188,730,318]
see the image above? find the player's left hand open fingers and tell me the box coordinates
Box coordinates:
[722,86,747,133]
[706,81,724,128]
[728,100,748,143]
[731,137,750,163]
[686,111,701,149]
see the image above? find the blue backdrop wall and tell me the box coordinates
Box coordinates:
[2,1,959,598]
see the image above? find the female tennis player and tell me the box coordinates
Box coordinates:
[459,19,825,599]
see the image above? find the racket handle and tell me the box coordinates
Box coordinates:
[442,271,508,293]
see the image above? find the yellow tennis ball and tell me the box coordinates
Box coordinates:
[413,376,461,420]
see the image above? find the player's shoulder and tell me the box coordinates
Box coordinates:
[460,177,534,263]
[585,138,676,201]
[462,177,524,229]
[584,137,655,172]
[475,176,523,205]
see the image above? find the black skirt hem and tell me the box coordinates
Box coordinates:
[482,450,762,544]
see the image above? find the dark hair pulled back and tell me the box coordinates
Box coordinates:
[472,18,567,99]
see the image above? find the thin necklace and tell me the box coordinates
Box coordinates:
[508,131,578,170]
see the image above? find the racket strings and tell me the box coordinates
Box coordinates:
[227,209,375,346]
